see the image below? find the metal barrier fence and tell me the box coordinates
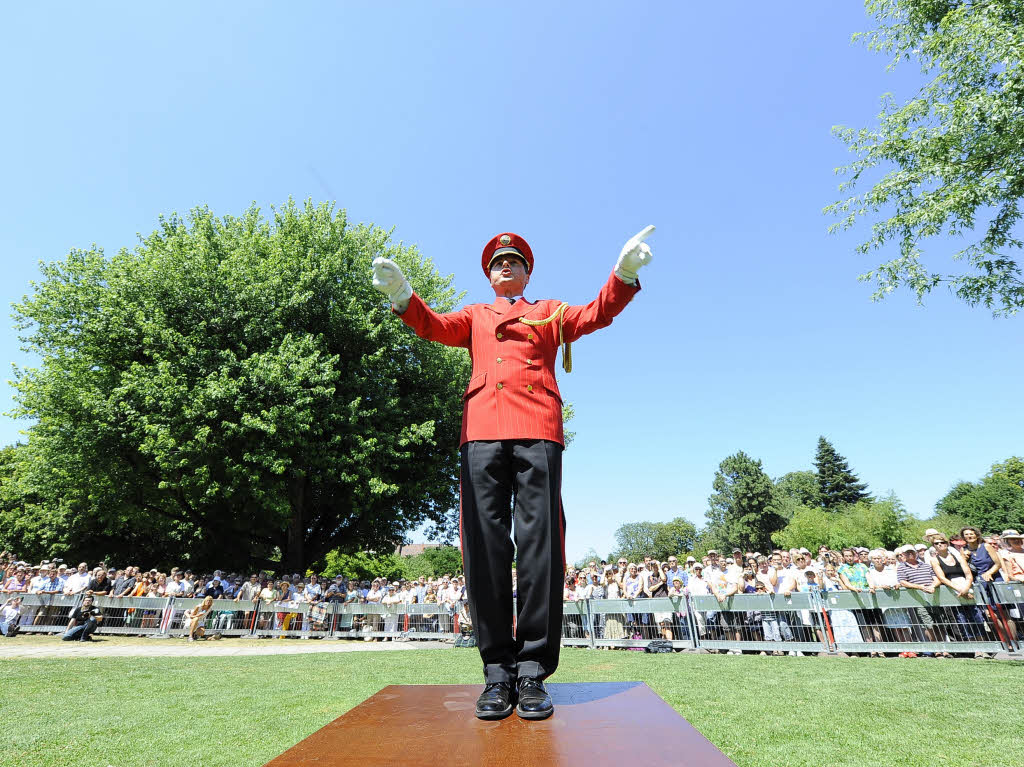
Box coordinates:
[587,597,695,650]
[690,593,827,654]
[820,589,1004,655]
[6,587,1022,654]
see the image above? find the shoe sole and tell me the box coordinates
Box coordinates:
[515,705,553,720]
[475,705,513,720]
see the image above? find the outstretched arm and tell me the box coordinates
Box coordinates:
[560,227,654,342]
[371,258,472,348]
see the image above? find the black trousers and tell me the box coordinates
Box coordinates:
[460,440,565,684]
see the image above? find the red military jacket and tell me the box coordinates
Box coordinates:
[398,270,640,446]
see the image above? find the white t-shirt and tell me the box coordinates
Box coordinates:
[64,572,90,594]
[687,576,711,596]
[867,566,899,589]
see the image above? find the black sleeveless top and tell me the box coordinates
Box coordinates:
[937,554,963,581]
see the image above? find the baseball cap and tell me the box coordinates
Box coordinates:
[686,556,696,562]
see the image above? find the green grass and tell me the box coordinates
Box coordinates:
[1,648,1021,767]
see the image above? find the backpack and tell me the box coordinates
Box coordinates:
[644,639,673,653]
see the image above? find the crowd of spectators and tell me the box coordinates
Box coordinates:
[2,526,1022,656]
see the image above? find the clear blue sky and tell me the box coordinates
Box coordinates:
[1,3,1020,563]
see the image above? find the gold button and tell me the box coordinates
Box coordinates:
[497,332,503,339]
[527,333,533,340]
[496,383,503,390]
[526,359,533,365]
[496,357,503,364]
[527,384,533,392]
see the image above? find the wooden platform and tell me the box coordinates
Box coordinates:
[264,681,736,766]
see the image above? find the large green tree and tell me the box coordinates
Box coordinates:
[827,1,1024,315]
[706,451,785,552]
[771,470,821,520]
[610,517,698,563]
[4,200,471,571]
[773,495,912,551]
[814,437,871,510]
[935,459,1024,532]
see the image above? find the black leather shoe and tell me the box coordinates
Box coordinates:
[515,677,553,720]
[475,681,515,720]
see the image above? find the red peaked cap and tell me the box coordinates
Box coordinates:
[481,232,534,276]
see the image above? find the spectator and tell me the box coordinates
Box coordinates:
[685,563,713,641]
[234,574,261,603]
[1000,530,1024,583]
[1,597,23,637]
[85,567,110,596]
[324,576,346,603]
[575,572,594,639]
[62,594,102,641]
[200,576,225,600]
[381,583,401,638]
[866,549,911,649]
[664,557,686,586]
[929,534,985,654]
[165,572,185,597]
[962,527,1004,586]
[2,564,29,594]
[111,567,137,599]
[896,545,940,645]
[180,571,196,597]
[603,562,625,641]
[304,574,323,603]
[622,563,644,638]
[183,596,216,641]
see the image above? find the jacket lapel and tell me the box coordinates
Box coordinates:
[499,298,543,325]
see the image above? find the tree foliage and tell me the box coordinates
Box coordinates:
[707,451,785,552]
[814,437,871,510]
[827,0,1024,315]
[773,495,912,551]
[318,550,406,582]
[610,517,698,563]
[3,200,472,571]
[771,470,822,520]
[934,460,1024,532]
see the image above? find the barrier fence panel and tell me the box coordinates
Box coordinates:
[207,600,262,637]
[821,587,1005,655]
[14,594,80,635]
[12,594,174,637]
[979,582,1022,652]
[402,603,459,640]
[162,598,264,638]
[560,600,593,647]
[247,600,333,639]
[93,596,175,635]
[690,593,829,654]
[586,597,695,650]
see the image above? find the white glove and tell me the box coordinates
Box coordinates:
[371,257,413,311]
[614,225,655,284]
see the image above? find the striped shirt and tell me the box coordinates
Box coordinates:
[897,560,936,587]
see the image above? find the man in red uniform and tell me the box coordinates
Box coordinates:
[371,227,653,720]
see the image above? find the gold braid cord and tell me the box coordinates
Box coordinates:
[520,302,572,373]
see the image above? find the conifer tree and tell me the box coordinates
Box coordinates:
[814,437,870,511]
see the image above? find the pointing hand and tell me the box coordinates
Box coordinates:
[614,225,655,283]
